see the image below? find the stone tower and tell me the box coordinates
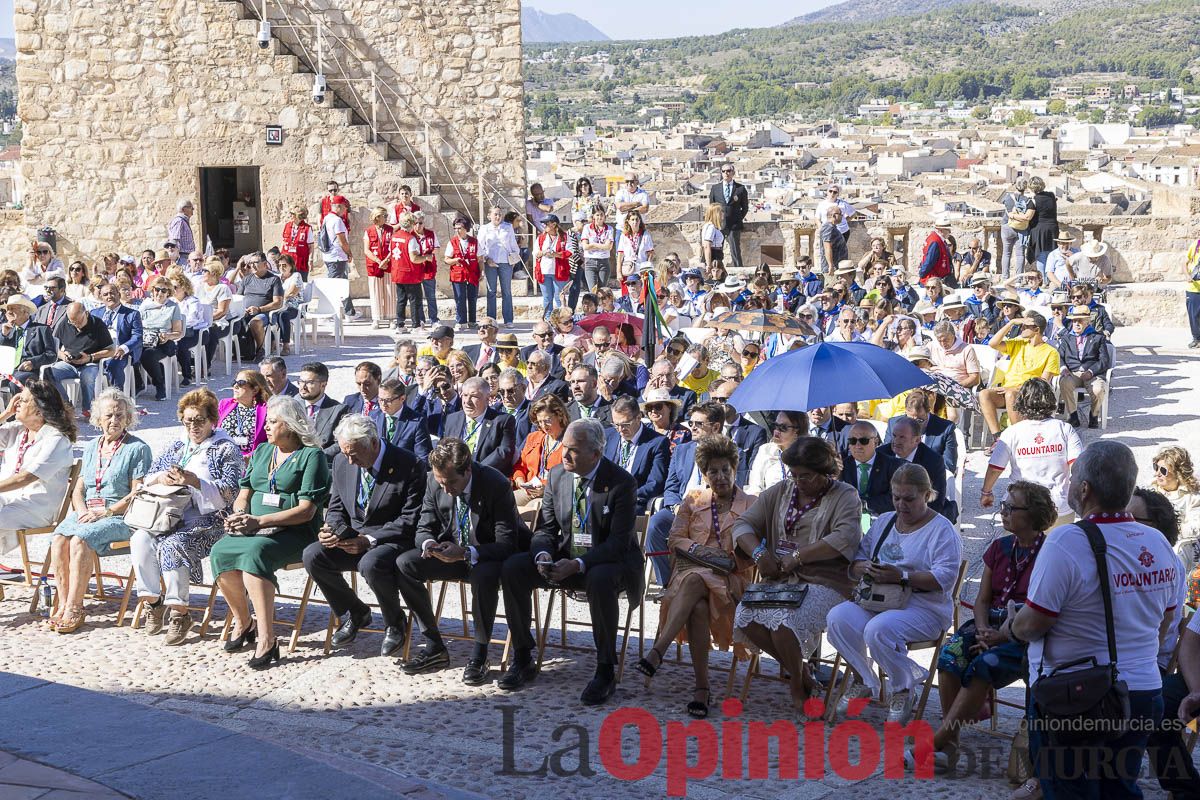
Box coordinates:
[14,0,525,263]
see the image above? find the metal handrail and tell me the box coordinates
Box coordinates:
[239,0,519,223]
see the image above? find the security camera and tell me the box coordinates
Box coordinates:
[312,73,327,105]
[257,21,272,49]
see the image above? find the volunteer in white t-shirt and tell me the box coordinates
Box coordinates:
[981,377,1082,524]
[320,200,352,279]
[1003,441,1176,799]
[1173,588,1200,790]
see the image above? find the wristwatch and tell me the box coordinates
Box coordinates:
[900,570,910,588]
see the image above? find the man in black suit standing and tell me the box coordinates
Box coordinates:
[603,395,669,515]
[1,294,57,392]
[566,364,612,427]
[525,350,571,404]
[520,321,565,378]
[709,163,749,269]
[297,362,349,460]
[393,439,520,683]
[376,378,432,461]
[442,377,516,474]
[839,421,902,517]
[499,418,643,704]
[879,416,951,521]
[301,415,427,657]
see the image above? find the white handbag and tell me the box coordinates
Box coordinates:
[124,484,191,535]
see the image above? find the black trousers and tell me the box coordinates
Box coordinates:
[1149,672,1200,798]
[395,283,424,327]
[202,325,230,370]
[139,341,177,392]
[395,548,504,646]
[301,541,410,628]
[723,226,743,269]
[500,552,632,665]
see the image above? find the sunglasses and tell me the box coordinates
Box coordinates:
[36,249,50,255]
[594,341,611,350]
[535,331,553,339]
[999,500,1029,512]
[771,423,801,433]
[666,348,685,357]
[741,349,759,358]
[478,325,495,331]
[1156,465,1170,476]
[846,437,874,446]
[70,266,85,273]
[232,379,250,388]
[152,287,169,293]
[722,169,734,174]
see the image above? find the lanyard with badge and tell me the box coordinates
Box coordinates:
[89,433,127,510]
[571,477,592,554]
[176,439,202,469]
[539,438,560,479]
[263,446,296,508]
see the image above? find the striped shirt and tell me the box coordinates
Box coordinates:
[167,213,196,256]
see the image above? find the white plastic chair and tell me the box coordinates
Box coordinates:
[292,282,316,354]
[1071,342,1116,430]
[970,344,1000,387]
[214,295,246,376]
[306,278,348,347]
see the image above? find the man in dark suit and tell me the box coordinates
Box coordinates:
[90,285,143,393]
[879,416,951,521]
[709,163,750,269]
[884,391,958,479]
[811,405,850,452]
[297,361,349,460]
[34,277,70,328]
[393,439,520,683]
[342,361,385,423]
[644,402,725,588]
[1056,305,1113,429]
[1,294,57,392]
[496,368,532,446]
[442,377,516,474]
[526,350,571,404]
[520,321,565,378]
[709,379,768,485]
[259,356,299,398]
[839,421,901,517]
[499,418,643,704]
[376,378,432,461]
[566,364,612,427]
[462,316,501,372]
[301,415,427,657]
[603,396,669,514]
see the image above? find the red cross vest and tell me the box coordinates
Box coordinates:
[448,236,481,285]
[281,221,312,272]
[389,229,422,284]
[365,224,393,278]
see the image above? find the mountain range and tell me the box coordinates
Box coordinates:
[785,0,1134,24]
[522,8,609,43]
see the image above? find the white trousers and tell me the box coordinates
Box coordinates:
[129,529,190,607]
[826,599,949,694]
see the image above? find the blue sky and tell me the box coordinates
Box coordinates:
[0,0,840,41]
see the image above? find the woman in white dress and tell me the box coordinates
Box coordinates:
[0,380,76,536]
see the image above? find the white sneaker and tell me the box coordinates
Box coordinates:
[834,679,873,719]
[887,689,916,725]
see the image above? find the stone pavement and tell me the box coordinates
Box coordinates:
[0,749,130,799]
[0,320,1197,798]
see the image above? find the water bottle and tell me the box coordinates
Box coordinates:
[39,577,53,618]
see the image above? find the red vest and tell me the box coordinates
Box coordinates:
[535,232,571,282]
[392,200,421,222]
[389,229,422,284]
[365,224,393,278]
[281,221,312,272]
[320,195,351,232]
[448,236,481,285]
[921,231,953,285]
[417,228,438,281]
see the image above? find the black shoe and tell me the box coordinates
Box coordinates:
[1088,415,1100,429]
[223,622,257,652]
[252,348,266,363]
[581,673,617,706]
[381,625,407,658]
[462,657,492,686]
[497,658,538,691]
[331,606,372,649]
[1067,411,1081,427]
[401,644,450,675]
[1190,340,1200,349]
[154,390,168,402]
[180,378,194,387]
[248,641,281,669]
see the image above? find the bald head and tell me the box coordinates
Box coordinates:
[847,421,879,463]
[66,302,89,330]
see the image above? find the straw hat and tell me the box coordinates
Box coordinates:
[997,290,1024,309]
[1067,304,1094,320]
[941,297,966,312]
[932,214,953,229]
[912,300,938,316]
[3,294,37,315]
[721,275,745,291]
[495,333,520,349]
[968,273,992,287]
[1053,232,1075,244]
[835,260,857,276]
[1080,240,1109,259]
[153,249,173,265]
[1050,291,1070,307]
[906,346,933,364]
[639,387,681,410]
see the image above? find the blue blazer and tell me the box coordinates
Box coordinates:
[663,439,697,508]
[90,305,143,387]
[343,392,385,425]
[885,413,958,476]
[728,417,769,485]
[375,404,433,462]
[603,424,669,514]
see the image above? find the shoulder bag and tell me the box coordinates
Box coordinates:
[852,517,912,612]
[1030,520,1130,746]
[124,483,192,536]
[675,544,735,576]
[741,582,808,608]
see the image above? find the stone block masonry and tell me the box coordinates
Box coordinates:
[13,0,525,272]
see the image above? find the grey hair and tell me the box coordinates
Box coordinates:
[91,388,138,431]
[599,357,627,379]
[461,376,490,396]
[266,395,322,448]
[567,418,605,455]
[177,198,194,212]
[1028,176,1046,193]
[892,416,921,437]
[259,355,287,375]
[1014,177,1029,192]
[416,355,439,370]
[527,350,551,371]
[334,413,380,448]
[686,343,710,360]
[1074,441,1138,510]
[393,339,416,355]
[498,367,527,387]
[932,320,956,338]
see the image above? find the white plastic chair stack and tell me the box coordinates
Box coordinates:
[305,278,348,348]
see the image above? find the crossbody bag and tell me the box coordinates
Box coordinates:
[852,517,912,612]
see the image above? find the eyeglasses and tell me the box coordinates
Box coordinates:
[232,379,250,388]
[999,500,1029,512]
[666,348,685,358]
[180,416,208,427]
[535,331,553,339]
[741,349,759,358]
[477,325,495,331]
[594,341,611,350]
[152,287,169,293]
[612,419,639,429]
[36,249,50,255]
[497,386,521,396]
[722,169,734,174]
[1156,465,1170,476]
[166,244,179,250]
[711,396,730,404]
[771,423,801,433]
[70,266,85,273]
[846,437,874,446]
[296,378,323,386]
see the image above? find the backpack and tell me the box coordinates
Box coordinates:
[316,220,333,254]
[1008,195,1033,231]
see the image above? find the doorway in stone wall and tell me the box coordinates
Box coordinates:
[199,167,262,261]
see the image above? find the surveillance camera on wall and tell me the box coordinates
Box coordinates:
[257,21,271,49]
[313,74,327,105]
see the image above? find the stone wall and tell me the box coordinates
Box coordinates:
[13,0,523,271]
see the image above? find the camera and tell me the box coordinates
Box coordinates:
[312,73,327,105]
[256,21,271,49]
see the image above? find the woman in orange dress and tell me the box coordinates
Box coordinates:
[510,394,568,509]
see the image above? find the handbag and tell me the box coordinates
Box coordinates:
[1031,521,1130,747]
[124,483,191,535]
[741,582,807,609]
[852,517,912,612]
[675,544,735,576]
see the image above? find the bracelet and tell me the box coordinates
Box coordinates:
[981,490,993,496]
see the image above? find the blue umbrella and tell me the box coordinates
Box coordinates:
[728,342,933,413]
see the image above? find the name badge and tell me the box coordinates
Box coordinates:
[262,492,283,508]
[86,497,106,511]
[575,531,592,549]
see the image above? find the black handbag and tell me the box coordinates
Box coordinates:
[1031,521,1130,747]
[741,583,808,609]
[674,544,735,576]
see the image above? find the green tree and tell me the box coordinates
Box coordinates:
[971,105,990,119]
[1137,105,1182,127]
[1008,108,1035,125]
[1047,98,1067,114]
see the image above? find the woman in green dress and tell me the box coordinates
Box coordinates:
[209,395,330,669]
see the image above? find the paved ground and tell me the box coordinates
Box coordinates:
[0,320,1196,799]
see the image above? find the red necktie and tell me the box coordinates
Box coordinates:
[364,399,375,416]
[307,404,317,418]
[47,303,56,326]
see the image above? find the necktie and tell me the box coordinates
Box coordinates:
[465,418,481,452]
[307,403,317,418]
[13,327,24,367]
[385,415,397,441]
[724,182,732,203]
[857,463,870,497]
[456,495,471,547]
[570,476,590,557]
[357,468,375,513]
[619,439,632,468]
[364,399,375,416]
[479,346,491,370]
[104,309,115,327]
[581,403,593,419]
[47,304,57,327]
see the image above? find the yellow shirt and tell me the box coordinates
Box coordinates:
[999,339,1060,388]
[417,345,464,366]
[1187,237,1200,293]
[680,368,719,396]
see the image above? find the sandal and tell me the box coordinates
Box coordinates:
[635,649,662,681]
[54,607,86,634]
[686,687,711,719]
